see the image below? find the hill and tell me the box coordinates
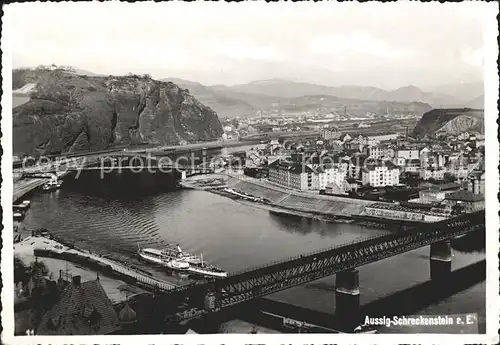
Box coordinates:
[161,78,258,118]
[227,80,461,107]
[271,94,432,117]
[430,82,484,103]
[161,78,433,118]
[411,108,484,137]
[13,69,223,156]
[465,94,484,109]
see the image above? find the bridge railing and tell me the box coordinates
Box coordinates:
[155,211,484,299]
[229,232,389,277]
[228,211,484,277]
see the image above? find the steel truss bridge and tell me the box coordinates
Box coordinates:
[149,210,484,323]
[20,152,213,175]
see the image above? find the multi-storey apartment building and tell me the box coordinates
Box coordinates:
[268,160,347,191]
[419,168,446,181]
[361,161,400,187]
[268,160,321,190]
[396,149,420,160]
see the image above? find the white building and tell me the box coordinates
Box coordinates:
[361,162,400,187]
[268,160,319,190]
[321,129,340,140]
[419,168,446,180]
[317,165,347,190]
[367,146,385,160]
[268,160,349,191]
[396,149,420,160]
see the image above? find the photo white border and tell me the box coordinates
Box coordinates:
[1,2,499,344]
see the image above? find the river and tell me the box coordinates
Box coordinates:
[19,166,485,333]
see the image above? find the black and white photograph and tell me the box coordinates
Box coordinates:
[1,2,498,344]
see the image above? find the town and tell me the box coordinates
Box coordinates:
[6,1,493,340]
[214,121,485,220]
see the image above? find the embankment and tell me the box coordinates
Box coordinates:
[221,176,376,218]
[16,236,177,292]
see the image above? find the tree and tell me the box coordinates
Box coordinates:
[451,203,465,215]
[230,118,240,129]
[14,256,49,286]
[14,256,29,284]
[443,172,457,183]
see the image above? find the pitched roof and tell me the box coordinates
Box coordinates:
[445,190,484,202]
[268,160,314,174]
[362,160,400,172]
[37,279,121,335]
[118,303,137,323]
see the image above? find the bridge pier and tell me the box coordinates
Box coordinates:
[430,240,452,281]
[335,269,360,326]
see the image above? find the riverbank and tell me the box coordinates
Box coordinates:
[14,236,146,304]
[13,179,47,203]
[182,174,432,228]
[180,172,456,227]
[14,235,178,296]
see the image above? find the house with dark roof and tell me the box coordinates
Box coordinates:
[36,275,121,335]
[443,190,485,214]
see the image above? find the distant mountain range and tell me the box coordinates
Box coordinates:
[14,67,483,119]
[162,78,483,118]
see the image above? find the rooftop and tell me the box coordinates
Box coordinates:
[37,277,121,335]
[445,190,484,202]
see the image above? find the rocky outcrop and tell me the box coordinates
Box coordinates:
[411,108,484,137]
[13,70,223,156]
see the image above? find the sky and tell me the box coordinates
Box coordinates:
[7,2,490,90]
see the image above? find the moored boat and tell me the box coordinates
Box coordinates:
[154,243,202,265]
[14,212,25,221]
[42,179,63,192]
[138,244,227,278]
[137,246,190,270]
[188,253,227,278]
[14,200,31,210]
[161,245,228,277]
[13,203,29,212]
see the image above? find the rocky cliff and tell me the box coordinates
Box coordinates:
[13,69,223,156]
[411,108,484,137]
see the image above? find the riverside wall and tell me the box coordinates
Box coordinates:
[225,176,375,217]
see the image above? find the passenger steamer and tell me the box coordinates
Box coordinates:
[137,247,190,270]
[138,244,228,278]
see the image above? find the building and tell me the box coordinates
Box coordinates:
[446,165,469,180]
[361,161,400,187]
[321,129,340,140]
[467,171,485,195]
[443,190,485,214]
[367,146,385,160]
[419,168,446,181]
[324,181,348,195]
[396,149,420,160]
[408,183,461,204]
[268,160,348,191]
[268,160,319,190]
[345,154,368,180]
[36,275,121,335]
[404,159,421,173]
[317,165,347,190]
